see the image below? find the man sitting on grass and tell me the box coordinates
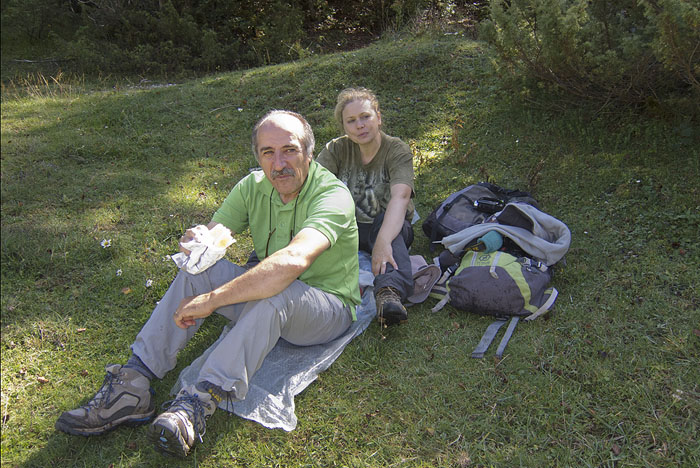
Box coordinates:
[55,110,361,458]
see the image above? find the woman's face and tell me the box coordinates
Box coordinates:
[341,99,381,146]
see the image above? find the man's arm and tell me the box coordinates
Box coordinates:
[173,227,331,328]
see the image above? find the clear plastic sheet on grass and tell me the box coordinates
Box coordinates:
[172,252,375,431]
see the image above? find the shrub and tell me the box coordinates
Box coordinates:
[481,0,700,108]
[641,0,700,93]
[2,0,490,76]
[1,0,72,43]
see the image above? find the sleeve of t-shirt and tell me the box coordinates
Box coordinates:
[316,140,341,176]
[211,178,249,234]
[300,182,355,247]
[387,140,415,193]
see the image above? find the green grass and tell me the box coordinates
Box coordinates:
[2,34,699,467]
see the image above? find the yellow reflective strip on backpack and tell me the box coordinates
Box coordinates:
[500,254,537,313]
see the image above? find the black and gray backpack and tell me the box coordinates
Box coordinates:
[421,182,538,252]
[425,189,571,359]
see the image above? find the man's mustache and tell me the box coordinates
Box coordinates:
[271,168,295,179]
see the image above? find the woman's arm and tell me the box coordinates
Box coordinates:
[371,183,412,275]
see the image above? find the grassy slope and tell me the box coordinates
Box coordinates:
[1,34,699,467]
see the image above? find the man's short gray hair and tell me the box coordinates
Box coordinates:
[251,110,315,162]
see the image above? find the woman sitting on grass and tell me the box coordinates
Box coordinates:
[317,87,415,326]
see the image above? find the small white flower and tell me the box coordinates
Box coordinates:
[237,107,243,112]
[116,269,122,276]
[101,239,112,248]
[145,279,153,288]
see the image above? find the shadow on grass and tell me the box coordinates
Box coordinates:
[3,33,699,467]
[18,314,241,468]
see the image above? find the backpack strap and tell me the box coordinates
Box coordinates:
[495,316,519,358]
[489,251,503,278]
[470,318,508,358]
[523,287,558,321]
[431,291,450,313]
[429,260,459,313]
[478,181,538,207]
[518,257,548,272]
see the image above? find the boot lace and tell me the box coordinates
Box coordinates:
[376,286,400,309]
[160,390,209,443]
[86,368,120,408]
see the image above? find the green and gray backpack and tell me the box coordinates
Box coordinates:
[431,250,559,359]
[431,249,559,358]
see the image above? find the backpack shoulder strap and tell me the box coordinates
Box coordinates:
[523,287,558,321]
[471,316,520,359]
[495,317,520,358]
[470,319,508,358]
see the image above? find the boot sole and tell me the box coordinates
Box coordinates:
[377,312,408,326]
[149,420,190,458]
[55,411,154,436]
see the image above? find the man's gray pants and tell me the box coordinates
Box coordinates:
[131,259,352,401]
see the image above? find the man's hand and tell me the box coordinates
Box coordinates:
[179,229,197,256]
[371,238,397,276]
[173,294,215,329]
[179,222,225,256]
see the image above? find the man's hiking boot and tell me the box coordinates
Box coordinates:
[55,364,155,436]
[375,286,408,326]
[149,384,217,458]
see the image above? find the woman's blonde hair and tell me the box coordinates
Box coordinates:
[333,87,381,126]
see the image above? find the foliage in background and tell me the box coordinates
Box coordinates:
[2,33,699,467]
[480,0,700,110]
[642,0,700,92]
[1,0,488,76]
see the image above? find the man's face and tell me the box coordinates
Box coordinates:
[256,115,312,204]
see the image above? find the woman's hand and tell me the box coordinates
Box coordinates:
[371,184,412,276]
[371,239,397,276]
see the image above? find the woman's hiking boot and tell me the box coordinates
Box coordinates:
[54,364,155,436]
[375,286,408,326]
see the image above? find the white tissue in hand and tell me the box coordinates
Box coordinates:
[209,223,235,248]
[171,224,235,274]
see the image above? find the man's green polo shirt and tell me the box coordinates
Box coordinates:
[212,161,361,315]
